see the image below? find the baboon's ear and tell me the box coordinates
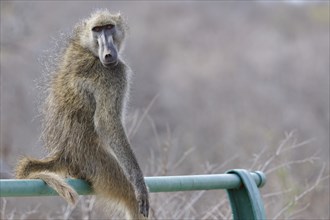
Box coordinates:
[115,12,122,21]
[114,12,128,31]
[74,20,86,34]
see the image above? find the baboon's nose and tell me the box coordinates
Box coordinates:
[104,53,114,64]
[105,54,112,60]
[101,47,118,65]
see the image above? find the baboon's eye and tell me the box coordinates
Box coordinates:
[92,26,102,32]
[106,24,114,30]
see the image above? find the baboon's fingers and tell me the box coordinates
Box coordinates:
[138,195,149,218]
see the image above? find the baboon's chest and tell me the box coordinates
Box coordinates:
[96,63,128,102]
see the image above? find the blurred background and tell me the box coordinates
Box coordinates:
[1,1,329,219]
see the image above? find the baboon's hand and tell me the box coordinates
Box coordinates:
[137,188,149,218]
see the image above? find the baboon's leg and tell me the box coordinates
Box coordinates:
[91,153,143,220]
[15,156,78,204]
[15,156,60,179]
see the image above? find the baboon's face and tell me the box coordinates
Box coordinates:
[92,24,118,67]
[79,11,126,67]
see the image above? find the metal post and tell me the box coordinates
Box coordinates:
[0,170,267,219]
[0,172,266,196]
[226,169,267,220]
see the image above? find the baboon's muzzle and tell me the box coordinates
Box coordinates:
[98,30,118,66]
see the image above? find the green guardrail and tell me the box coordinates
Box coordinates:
[0,169,266,220]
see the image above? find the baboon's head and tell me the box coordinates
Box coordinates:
[77,9,127,67]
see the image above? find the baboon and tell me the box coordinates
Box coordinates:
[15,9,149,219]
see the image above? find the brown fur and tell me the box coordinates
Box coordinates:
[15,9,149,219]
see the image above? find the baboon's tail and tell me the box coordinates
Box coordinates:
[28,171,79,205]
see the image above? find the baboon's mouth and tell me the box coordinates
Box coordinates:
[102,60,119,67]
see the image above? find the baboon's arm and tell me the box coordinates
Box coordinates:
[93,92,148,191]
[93,92,149,216]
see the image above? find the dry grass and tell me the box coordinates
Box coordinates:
[1,129,328,219]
